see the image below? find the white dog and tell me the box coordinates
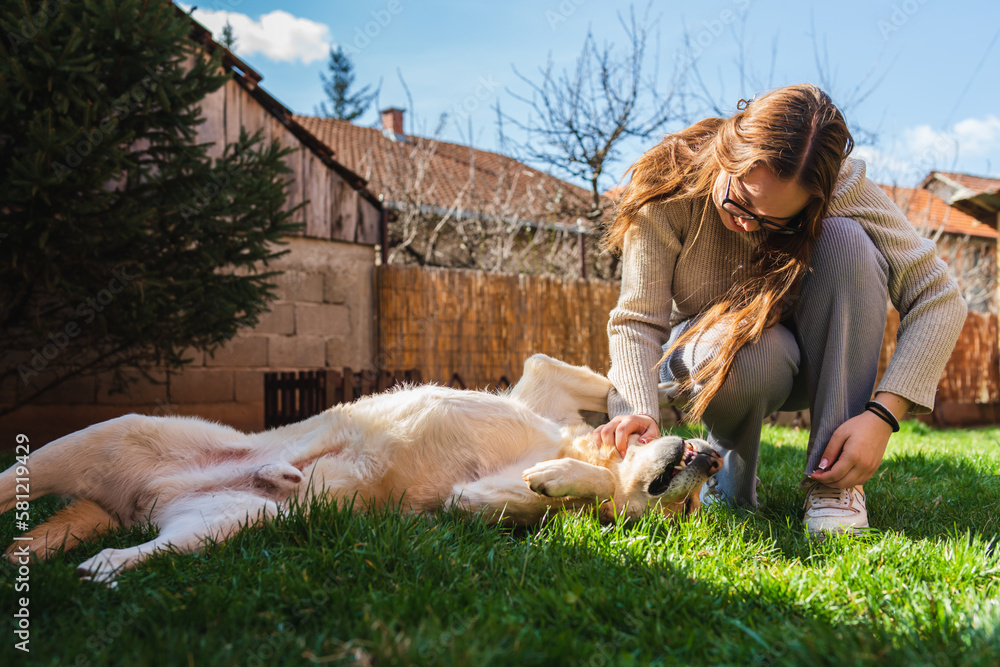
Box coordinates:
[1,354,721,583]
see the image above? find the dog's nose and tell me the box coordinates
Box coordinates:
[707,449,723,475]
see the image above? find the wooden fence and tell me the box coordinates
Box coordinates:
[264,368,421,428]
[378,265,998,413]
[376,265,619,388]
[879,309,999,405]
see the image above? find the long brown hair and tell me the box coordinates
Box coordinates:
[604,84,854,421]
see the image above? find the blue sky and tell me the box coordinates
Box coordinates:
[183,0,1000,190]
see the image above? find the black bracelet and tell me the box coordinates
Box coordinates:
[865,400,900,433]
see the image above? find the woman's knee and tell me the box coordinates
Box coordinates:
[809,216,888,284]
[703,325,800,418]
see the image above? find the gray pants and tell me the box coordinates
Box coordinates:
[660,217,890,507]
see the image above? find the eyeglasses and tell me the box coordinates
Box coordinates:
[721,176,805,235]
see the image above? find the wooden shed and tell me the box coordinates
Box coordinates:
[1,14,388,444]
[186,18,384,245]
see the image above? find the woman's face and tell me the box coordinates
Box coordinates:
[712,165,811,234]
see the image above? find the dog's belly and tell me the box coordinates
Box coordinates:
[301,418,565,512]
[383,427,567,509]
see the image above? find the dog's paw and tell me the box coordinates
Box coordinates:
[76,549,126,586]
[252,463,304,495]
[522,460,578,497]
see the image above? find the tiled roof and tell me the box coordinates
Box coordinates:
[880,184,997,239]
[922,172,1000,196]
[294,115,606,229]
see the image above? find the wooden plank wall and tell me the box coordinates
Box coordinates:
[382,265,999,406]
[376,265,619,388]
[195,73,380,244]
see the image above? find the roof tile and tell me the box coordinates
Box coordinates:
[880,183,997,239]
[293,115,608,228]
[927,172,1000,195]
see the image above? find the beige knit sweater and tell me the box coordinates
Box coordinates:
[606,157,968,421]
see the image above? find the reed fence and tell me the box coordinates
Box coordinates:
[879,309,998,406]
[376,265,619,388]
[377,265,997,410]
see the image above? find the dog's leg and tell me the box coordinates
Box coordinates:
[75,492,280,584]
[447,465,597,526]
[0,414,248,519]
[521,459,615,500]
[509,354,612,424]
[250,463,304,498]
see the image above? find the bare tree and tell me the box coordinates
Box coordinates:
[501,3,686,223]
[683,12,888,146]
[358,131,607,278]
[933,236,996,314]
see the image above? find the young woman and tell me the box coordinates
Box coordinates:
[595,84,966,534]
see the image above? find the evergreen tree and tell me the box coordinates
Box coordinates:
[0,0,302,414]
[316,46,379,121]
[221,19,237,51]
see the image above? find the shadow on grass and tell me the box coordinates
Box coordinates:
[2,487,997,666]
[750,437,1000,545]
[1,434,998,666]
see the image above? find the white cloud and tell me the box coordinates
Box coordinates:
[179,4,331,64]
[952,116,1000,157]
[901,124,957,160]
[852,145,914,185]
[861,115,1000,184]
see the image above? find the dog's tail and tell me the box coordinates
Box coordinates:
[4,499,120,562]
[0,414,148,515]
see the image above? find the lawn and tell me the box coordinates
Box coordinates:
[1,421,998,666]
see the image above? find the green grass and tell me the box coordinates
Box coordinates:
[2,421,999,666]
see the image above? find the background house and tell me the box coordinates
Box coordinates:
[2,20,385,443]
[295,108,615,278]
[921,172,1000,229]
[878,171,1000,425]
[880,179,997,314]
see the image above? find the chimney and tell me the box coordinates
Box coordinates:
[381,107,404,136]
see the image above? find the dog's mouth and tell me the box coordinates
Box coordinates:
[647,440,722,496]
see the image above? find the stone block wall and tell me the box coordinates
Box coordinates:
[1,237,376,446]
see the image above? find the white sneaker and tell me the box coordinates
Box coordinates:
[803,482,869,536]
[699,475,721,508]
[657,381,689,408]
[658,381,692,422]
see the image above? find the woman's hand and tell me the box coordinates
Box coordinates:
[809,411,891,489]
[593,414,659,459]
[810,393,908,489]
